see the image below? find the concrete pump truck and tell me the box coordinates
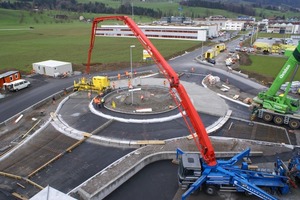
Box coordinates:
[251,42,300,129]
[86,16,292,200]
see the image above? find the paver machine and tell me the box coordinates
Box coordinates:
[86,15,292,200]
[251,42,300,129]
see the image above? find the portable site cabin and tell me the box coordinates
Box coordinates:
[205,49,215,59]
[205,48,219,59]
[0,71,21,88]
[32,60,72,77]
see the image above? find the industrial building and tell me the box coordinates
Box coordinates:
[96,25,209,41]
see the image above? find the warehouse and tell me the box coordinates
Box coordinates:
[32,60,72,77]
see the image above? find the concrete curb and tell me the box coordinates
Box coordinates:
[51,94,167,148]
[89,100,183,123]
[217,93,250,107]
[206,109,232,133]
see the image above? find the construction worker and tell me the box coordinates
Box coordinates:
[125,71,129,78]
[93,96,100,108]
[101,98,105,108]
[52,96,56,104]
[163,80,166,87]
[118,73,121,80]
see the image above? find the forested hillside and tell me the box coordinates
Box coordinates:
[244,0,300,9]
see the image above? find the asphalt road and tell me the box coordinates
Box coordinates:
[0,36,264,124]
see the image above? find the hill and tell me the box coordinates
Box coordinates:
[243,0,300,9]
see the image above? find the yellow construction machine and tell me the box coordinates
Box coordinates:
[73,76,111,92]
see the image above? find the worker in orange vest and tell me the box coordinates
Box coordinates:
[93,96,101,108]
[118,73,121,80]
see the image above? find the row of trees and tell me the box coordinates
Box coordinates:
[179,0,256,16]
[0,0,162,18]
[2,0,297,20]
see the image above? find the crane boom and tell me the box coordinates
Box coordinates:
[86,15,217,166]
[262,43,300,97]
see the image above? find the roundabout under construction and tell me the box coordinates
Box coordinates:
[0,75,299,200]
[1,15,300,200]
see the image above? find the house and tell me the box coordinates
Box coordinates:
[0,71,21,88]
[32,60,72,77]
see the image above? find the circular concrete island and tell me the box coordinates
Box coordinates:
[103,85,177,115]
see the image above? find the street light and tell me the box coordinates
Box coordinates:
[130,45,135,105]
[131,1,134,20]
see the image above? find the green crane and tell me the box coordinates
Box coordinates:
[252,42,300,129]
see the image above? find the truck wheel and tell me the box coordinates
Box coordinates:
[205,185,218,196]
[289,120,300,129]
[273,116,284,125]
[262,113,273,122]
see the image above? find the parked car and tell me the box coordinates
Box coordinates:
[207,58,216,64]
[229,49,235,53]
[3,79,30,92]
[235,47,241,51]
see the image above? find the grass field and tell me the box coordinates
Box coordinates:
[240,55,300,81]
[1,7,299,81]
[0,9,201,73]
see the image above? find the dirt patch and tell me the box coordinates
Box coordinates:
[73,61,151,74]
[238,52,252,66]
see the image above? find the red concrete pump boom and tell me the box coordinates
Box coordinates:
[86,16,217,166]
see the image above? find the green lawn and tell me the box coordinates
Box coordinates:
[1,7,299,80]
[240,55,300,81]
[0,14,200,73]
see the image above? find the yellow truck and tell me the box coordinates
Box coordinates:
[74,76,111,92]
[253,42,272,54]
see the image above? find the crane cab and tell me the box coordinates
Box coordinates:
[178,153,202,190]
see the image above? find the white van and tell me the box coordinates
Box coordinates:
[3,79,30,92]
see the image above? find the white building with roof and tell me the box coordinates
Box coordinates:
[222,20,244,31]
[267,22,296,34]
[32,60,72,77]
[96,25,208,41]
